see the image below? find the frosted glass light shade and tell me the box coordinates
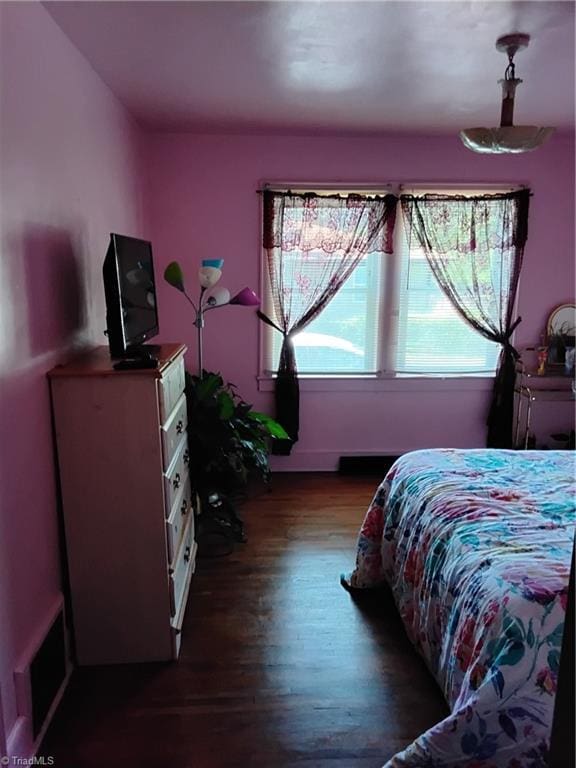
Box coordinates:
[460,126,554,154]
[206,287,231,307]
[198,266,222,289]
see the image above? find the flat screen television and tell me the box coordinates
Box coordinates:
[103,233,159,358]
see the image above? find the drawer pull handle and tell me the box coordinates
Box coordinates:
[181,499,188,515]
[183,449,190,466]
[184,545,191,563]
[176,420,184,435]
[173,472,181,490]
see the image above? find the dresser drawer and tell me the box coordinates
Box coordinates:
[166,475,192,566]
[159,356,185,423]
[161,392,188,470]
[163,436,190,517]
[169,516,195,618]
[170,536,197,658]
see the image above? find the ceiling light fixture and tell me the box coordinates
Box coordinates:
[460,33,555,154]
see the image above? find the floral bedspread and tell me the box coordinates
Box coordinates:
[347,449,575,768]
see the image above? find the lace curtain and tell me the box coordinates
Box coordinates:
[260,190,398,454]
[401,189,530,447]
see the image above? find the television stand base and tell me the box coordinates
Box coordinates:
[113,357,158,371]
[122,344,162,359]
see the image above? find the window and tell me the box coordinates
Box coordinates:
[262,188,502,378]
[395,229,500,375]
[266,249,382,374]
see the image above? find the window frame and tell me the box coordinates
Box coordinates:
[258,183,521,386]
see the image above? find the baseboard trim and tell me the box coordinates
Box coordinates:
[269,449,408,473]
[338,455,401,475]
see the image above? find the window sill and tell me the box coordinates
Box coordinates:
[257,374,495,393]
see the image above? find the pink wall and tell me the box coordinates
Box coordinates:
[146,132,575,469]
[0,1,570,759]
[0,3,144,756]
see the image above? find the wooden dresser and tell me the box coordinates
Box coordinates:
[48,343,195,665]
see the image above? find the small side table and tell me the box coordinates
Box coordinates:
[514,361,574,449]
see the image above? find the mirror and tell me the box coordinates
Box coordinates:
[547,304,576,340]
[546,303,576,372]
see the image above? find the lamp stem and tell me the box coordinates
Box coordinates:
[183,292,198,312]
[197,286,206,378]
[193,309,205,376]
[197,313,203,377]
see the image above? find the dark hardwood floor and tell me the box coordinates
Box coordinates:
[40,473,447,767]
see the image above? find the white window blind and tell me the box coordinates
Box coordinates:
[265,250,383,375]
[395,220,500,375]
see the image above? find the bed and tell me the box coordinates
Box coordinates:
[344,449,575,768]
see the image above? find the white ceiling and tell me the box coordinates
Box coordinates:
[44,1,575,134]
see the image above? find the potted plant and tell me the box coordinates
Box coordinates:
[547,322,576,366]
[185,369,288,498]
[163,259,288,548]
[184,370,288,551]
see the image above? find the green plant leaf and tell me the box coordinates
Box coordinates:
[249,411,290,439]
[194,373,223,401]
[164,261,185,292]
[236,403,253,418]
[217,391,235,420]
[183,369,277,495]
